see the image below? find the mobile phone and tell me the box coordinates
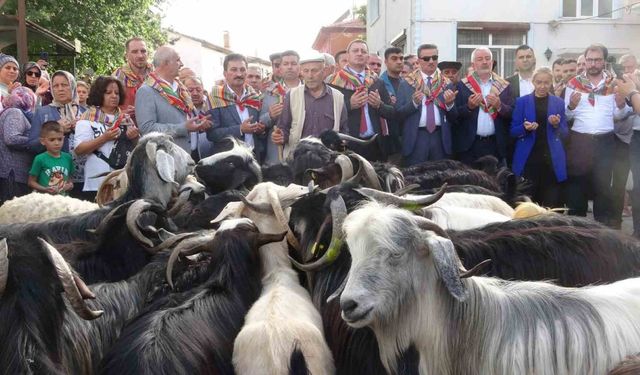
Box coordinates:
[612,63,625,79]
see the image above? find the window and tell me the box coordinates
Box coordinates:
[368,0,380,24]
[456,29,527,77]
[562,0,613,17]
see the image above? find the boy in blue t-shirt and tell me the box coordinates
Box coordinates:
[28,121,74,195]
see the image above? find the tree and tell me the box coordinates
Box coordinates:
[1,0,167,75]
[353,4,366,24]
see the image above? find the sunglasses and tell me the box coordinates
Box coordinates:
[26,71,41,78]
[420,55,439,62]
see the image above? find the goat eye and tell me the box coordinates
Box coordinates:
[388,252,403,260]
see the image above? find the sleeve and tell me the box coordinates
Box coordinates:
[376,82,396,120]
[339,101,349,134]
[396,80,420,119]
[277,93,293,142]
[564,87,576,121]
[497,86,513,120]
[73,120,96,147]
[510,98,527,138]
[207,108,243,142]
[2,110,30,148]
[29,154,42,176]
[135,86,188,138]
[27,107,46,154]
[259,94,274,126]
[455,82,473,121]
[614,104,632,121]
[558,99,569,139]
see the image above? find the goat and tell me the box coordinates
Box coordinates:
[213,182,335,375]
[99,218,285,375]
[195,136,262,194]
[339,203,640,375]
[263,163,294,186]
[608,354,640,375]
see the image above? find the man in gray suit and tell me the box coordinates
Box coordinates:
[136,46,211,152]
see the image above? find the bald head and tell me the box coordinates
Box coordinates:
[153,45,183,81]
[153,46,178,68]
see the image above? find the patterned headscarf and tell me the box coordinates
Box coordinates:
[0,86,36,121]
[50,70,78,107]
[0,54,19,71]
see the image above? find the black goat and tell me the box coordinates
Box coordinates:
[448,215,640,287]
[171,190,245,231]
[99,219,285,375]
[288,137,335,185]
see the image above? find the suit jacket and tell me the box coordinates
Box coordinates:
[136,84,191,152]
[510,94,569,181]
[328,78,397,158]
[395,79,458,156]
[206,105,263,162]
[506,74,521,104]
[453,80,514,158]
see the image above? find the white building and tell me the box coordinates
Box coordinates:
[367,0,640,77]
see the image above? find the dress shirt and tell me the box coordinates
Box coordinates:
[347,67,375,138]
[476,78,496,136]
[519,74,534,97]
[564,76,630,135]
[418,72,442,128]
[229,85,253,146]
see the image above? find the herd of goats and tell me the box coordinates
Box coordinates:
[1,130,640,375]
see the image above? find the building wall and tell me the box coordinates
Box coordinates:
[168,31,226,90]
[368,0,640,73]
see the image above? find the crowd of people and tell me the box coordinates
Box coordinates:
[0,37,640,235]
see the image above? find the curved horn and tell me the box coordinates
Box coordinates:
[267,189,302,252]
[344,159,366,185]
[126,200,161,248]
[289,195,347,271]
[310,215,331,256]
[166,231,216,289]
[0,238,8,298]
[167,189,191,216]
[356,183,448,210]
[335,154,354,182]
[338,132,378,145]
[394,183,421,196]
[150,231,198,253]
[350,153,383,190]
[87,200,136,235]
[39,238,103,320]
[326,271,349,303]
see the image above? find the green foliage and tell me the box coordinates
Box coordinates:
[353,4,367,24]
[1,0,167,75]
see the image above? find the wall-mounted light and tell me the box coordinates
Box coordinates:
[544,48,553,61]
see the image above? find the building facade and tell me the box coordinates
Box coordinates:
[367,0,640,76]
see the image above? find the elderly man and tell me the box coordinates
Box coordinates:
[454,47,513,165]
[183,76,215,160]
[368,54,383,76]
[135,46,211,152]
[564,44,631,224]
[396,44,458,166]
[506,45,536,101]
[327,39,397,161]
[207,53,265,161]
[260,50,302,164]
[246,65,263,93]
[113,37,153,112]
[322,53,336,80]
[438,61,463,85]
[272,55,348,159]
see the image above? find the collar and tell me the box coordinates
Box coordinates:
[226,83,247,99]
[421,71,436,80]
[158,75,178,90]
[304,83,330,97]
[518,73,532,82]
[346,66,366,77]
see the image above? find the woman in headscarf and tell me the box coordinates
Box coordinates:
[0,87,36,204]
[20,61,52,107]
[27,70,88,199]
[0,54,20,109]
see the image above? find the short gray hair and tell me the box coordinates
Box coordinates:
[471,47,493,62]
[152,46,176,68]
[322,53,335,67]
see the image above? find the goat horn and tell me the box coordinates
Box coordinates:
[255,231,288,248]
[394,183,421,196]
[338,132,378,145]
[289,195,347,271]
[267,189,302,252]
[0,238,8,298]
[310,215,332,256]
[459,259,492,278]
[335,154,354,182]
[167,189,191,216]
[38,238,103,320]
[326,272,349,304]
[87,200,136,235]
[150,232,198,253]
[74,274,96,299]
[126,200,165,248]
[350,153,383,190]
[356,183,448,210]
[344,159,366,185]
[166,231,216,289]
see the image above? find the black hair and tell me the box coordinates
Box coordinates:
[384,47,403,60]
[87,75,126,107]
[223,53,247,71]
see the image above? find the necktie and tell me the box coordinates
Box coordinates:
[426,76,436,133]
[358,73,368,136]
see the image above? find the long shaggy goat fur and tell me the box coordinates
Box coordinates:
[0,192,99,224]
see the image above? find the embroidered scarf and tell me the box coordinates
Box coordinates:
[79,106,123,129]
[208,84,262,112]
[145,72,194,115]
[404,69,448,110]
[328,67,389,136]
[114,63,153,88]
[461,71,509,120]
[566,72,615,107]
[265,79,287,103]
[193,92,213,116]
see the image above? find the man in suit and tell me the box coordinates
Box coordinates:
[207,53,265,162]
[506,45,536,102]
[327,39,396,161]
[396,44,459,166]
[454,47,514,166]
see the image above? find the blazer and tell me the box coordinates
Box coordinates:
[206,105,263,162]
[506,74,521,104]
[395,79,458,156]
[453,81,514,158]
[510,93,569,182]
[135,84,191,152]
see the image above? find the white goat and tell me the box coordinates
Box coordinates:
[0,192,98,224]
[339,202,640,375]
[213,182,335,374]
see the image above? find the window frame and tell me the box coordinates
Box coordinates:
[456,30,527,77]
[562,0,613,18]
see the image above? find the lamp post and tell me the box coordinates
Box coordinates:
[544,48,553,61]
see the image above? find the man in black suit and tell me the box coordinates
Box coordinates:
[327,39,396,161]
[506,45,536,103]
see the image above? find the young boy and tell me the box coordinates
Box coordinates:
[28,121,74,195]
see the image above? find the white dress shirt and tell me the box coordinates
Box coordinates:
[476,78,496,136]
[564,76,630,135]
[229,85,253,146]
[418,72,443,128]
[518,74,534,97]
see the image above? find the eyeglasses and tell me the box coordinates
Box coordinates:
[420,55,438,62]
[26,71,41,78]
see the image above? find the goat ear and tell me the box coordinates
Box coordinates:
[155,150,176,184]
[426,235,468,302]
[145,141,157,164]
